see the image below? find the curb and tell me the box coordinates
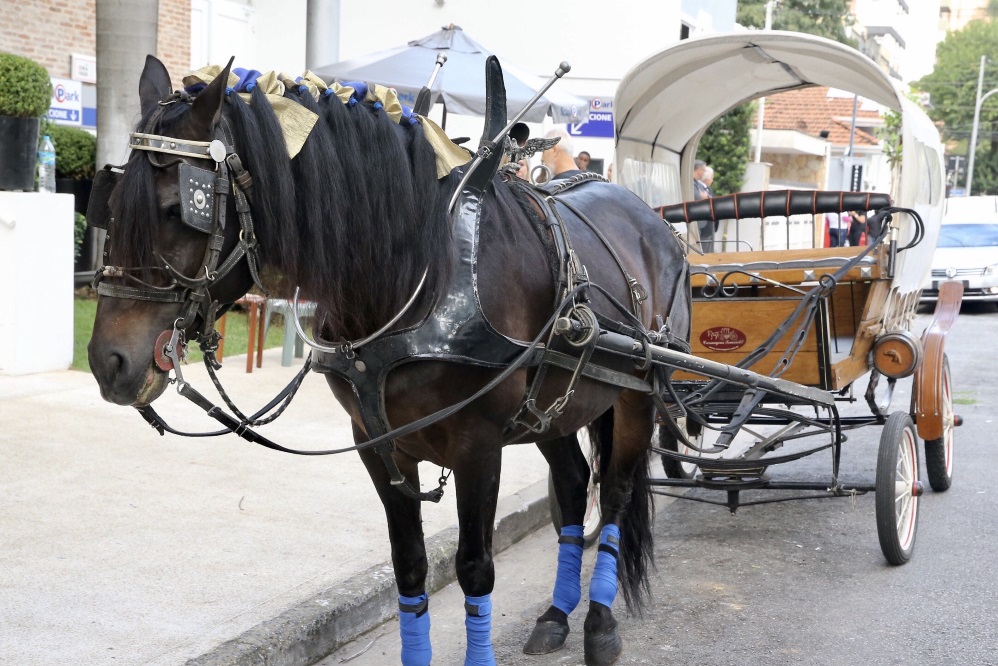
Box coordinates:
[187,478,552,666]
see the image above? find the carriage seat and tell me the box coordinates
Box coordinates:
[689,245,884,289]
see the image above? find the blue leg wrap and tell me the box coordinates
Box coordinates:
[464,593,496,666]
[398,593,431,666]
[588,524,620,608]
[552,524,584,615]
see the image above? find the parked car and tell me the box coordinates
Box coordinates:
[921,195,998,302]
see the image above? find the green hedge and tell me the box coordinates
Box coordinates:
[49,124,97,179]
[0,52,51,118]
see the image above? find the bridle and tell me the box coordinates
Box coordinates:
[91,92,268,372]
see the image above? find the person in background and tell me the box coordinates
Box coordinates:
[866,210,882,244]
[576,151,591,171]
[515,159,529,180]
[606,162,614,182]
[542,129,582,179]
[848,210,867,246]
[700,166,723,252]
[693,160,709,199]
[827,211,847,247]
[693,160,714,251]
[702,166,716,197]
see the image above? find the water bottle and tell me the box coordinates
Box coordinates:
[37,135,56,193]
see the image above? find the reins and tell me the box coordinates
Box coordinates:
[139,285,590,465]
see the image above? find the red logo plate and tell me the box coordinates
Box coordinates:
[700,326,747,351]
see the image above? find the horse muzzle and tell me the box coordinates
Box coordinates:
[88,330,175,407]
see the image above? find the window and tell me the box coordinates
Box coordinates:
[937,224,998,248]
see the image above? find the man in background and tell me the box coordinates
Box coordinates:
[576,151,591,171]
[542,129,582,180]
[693,160,715,251]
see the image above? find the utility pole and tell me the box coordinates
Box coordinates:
[754,0,778,163]
[966,55,998,196]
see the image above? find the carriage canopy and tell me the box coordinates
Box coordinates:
[613,30,945,297]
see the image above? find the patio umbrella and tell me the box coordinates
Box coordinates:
[312,24,589,124]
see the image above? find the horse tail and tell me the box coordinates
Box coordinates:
[588,408,654,614]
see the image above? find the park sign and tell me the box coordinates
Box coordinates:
[48,77,82,126]
[567,98,614,138]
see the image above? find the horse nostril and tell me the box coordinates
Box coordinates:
[108,352,125,376]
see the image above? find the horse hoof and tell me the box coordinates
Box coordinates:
[523,620,569,654]
[583,621,622,666]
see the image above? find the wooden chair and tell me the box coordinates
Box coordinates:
[215,294,266,373]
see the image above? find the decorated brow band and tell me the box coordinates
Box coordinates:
[179,64,470,177]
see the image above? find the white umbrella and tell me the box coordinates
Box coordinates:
[312,24,589,124]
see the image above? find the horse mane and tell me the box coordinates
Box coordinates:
[112,82,459,340]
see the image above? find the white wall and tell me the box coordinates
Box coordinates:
[0,193,75,375]
[254,0,308,75]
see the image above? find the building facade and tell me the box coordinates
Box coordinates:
[0,0,190,130]
[848,0,942,83]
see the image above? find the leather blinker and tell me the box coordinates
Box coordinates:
[179,162,217,233]
[86,165,123,229]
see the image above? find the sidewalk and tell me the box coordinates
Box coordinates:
[0,349,551,665]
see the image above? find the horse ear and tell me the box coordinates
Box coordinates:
[189,57,234,131]
[139,55,172,119]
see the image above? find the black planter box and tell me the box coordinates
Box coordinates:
[0,116,40,191]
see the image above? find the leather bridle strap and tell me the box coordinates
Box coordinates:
[129,132,219,161]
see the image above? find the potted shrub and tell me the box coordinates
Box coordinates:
[49,124,97,270]
[0,52,52,191]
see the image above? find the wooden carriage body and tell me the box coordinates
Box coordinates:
[612,32,950,404]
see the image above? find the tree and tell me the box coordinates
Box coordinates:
[737,0,856,46]
[915,20,998,194]
[696,103,754,196]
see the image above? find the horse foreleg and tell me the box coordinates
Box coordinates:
[453,443,503,666]
[357,441,431,666]
[523,434,590,654]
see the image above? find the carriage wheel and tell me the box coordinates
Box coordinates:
[548,429,601,547]
[924,355,954,492]
[659,417,702,479]
[875,412,921,565]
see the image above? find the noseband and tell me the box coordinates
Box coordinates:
[90,93,268,367]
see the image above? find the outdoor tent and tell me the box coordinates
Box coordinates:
[312,25,589,124]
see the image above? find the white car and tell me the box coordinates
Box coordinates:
[922,195,998,302]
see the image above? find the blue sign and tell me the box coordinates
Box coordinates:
[567,98,614,138]
[48,107,80,123]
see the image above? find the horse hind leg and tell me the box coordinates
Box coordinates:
[523,432,590,655]
[583,400,655,666]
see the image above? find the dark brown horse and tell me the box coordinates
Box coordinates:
[87,56,690,665]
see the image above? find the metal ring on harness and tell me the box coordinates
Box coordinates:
[530,164,552,185]
[291,267,429,354]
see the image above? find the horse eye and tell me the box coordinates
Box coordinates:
[165,204,182,220]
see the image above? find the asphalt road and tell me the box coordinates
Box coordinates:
[326,302,998,666]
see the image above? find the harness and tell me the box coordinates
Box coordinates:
[89,94,268,371]
[89,83,686,505]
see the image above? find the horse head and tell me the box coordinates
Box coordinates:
[88,55,255,407]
